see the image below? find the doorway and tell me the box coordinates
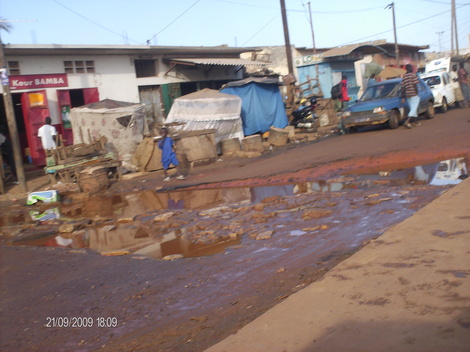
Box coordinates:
[57,88,100,145]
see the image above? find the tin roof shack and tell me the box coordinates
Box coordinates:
[295,40,429,103]
[70,99,147,169]
[165,88,244,145]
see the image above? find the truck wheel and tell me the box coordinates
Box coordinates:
[388,110,400,129]
[425,102,435,119]
[439,98,448,113]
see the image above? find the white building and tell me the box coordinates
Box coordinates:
[1,44,264,165]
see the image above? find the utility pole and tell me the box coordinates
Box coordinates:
[451,0,459,55]
[0,25,27,192]
[307,2,316,56]
[436,31,444,55]
[386,3,399,67]
[450,1,454,55]
[280,0,294,75]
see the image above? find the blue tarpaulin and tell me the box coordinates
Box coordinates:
[221,78,288,136]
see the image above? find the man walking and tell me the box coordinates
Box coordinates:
[37,117,57,151]
[401,64,420,128]
[450,64,465,108]
[457,61,469,107]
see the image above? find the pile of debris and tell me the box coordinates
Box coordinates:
[45,132,121,193]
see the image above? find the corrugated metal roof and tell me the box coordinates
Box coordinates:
[4,44,261,56]
[169,58,269,66]
[322,44,388,58]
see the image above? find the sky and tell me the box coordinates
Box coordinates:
[1,0,469,53]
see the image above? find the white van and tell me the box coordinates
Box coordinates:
[421,71,455,112]
[425,57,451,74]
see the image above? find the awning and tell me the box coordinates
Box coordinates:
[169,58,269,66]
[165,57,269,75]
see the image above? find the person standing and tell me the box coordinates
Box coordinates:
[401,64,420,128]
[457,61,469,107]
[450,64,465,108]
[37,117,57,151]
[340,75,349,110]
[158,127,185,182]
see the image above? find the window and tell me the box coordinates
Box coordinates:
[8,61,20,75]
[85,61,95,73]
[135,59,156,78]
[75,61,85,73]
[64,61,74,74]
[64,60,95,74]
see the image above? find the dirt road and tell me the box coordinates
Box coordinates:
[0,108,469,352]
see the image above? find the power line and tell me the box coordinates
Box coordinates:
[420,0,468,4]
[242,13,280,46]
[340,3,470,46]
[216,0,383,14]
[144,0,201,45]
[51,0,140,44]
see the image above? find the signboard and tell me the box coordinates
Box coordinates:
[425,57,451,74]
[0,68,8,85]
[9,73,68,91]
[295,54,324,67]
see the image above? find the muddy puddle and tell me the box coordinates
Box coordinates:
[3,157,468,259]
[10,157,469,223]
[12,225,241,260]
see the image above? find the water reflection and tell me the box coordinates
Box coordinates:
[354,157,468,187]
[250,185,295,203]
[13,225,240,260]
[2,158,468,228]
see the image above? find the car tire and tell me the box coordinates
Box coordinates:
[439,97,448,113]
[388,110,400,129]
[425,102,435,119]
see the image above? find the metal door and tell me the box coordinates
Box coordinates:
[139,85,164,129]
[57,90,73,145]
[21,90,50,165]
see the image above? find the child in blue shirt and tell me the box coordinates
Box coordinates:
[158,127,185,181]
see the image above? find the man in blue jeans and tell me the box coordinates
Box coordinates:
[401,64,420,128]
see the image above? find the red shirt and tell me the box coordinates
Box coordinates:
[340,79,349,101]
[458,68,469,85]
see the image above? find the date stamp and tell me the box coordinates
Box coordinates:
[45,317,118,328]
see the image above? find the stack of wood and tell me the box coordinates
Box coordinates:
[46,130,122,185]
[50,133,108,166]
[283,74,324,120]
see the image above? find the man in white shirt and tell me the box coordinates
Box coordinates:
[450,64,465,108]
[37,117,57,151]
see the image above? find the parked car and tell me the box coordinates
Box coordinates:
[421,71,455,112]
[340,78,435,133]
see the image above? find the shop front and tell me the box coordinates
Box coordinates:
[2,73,99,166]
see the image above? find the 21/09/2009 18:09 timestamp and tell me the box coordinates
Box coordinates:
[45,317,118,328]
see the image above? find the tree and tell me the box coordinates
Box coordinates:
[0,18,13,35]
